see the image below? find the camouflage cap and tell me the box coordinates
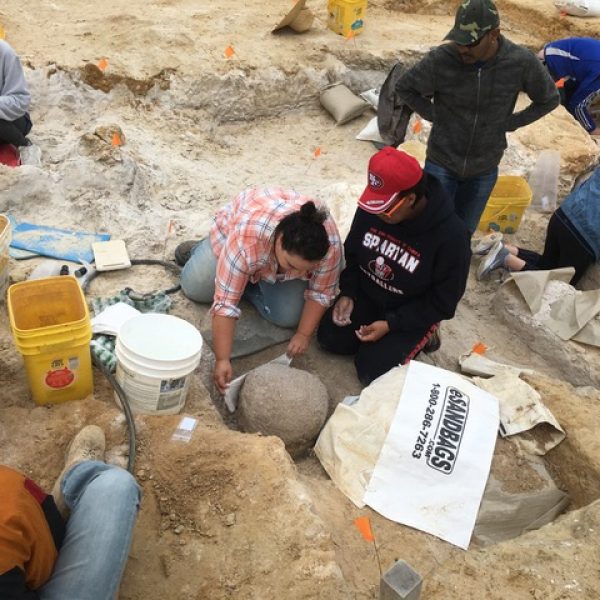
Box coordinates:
[444,0,500,45]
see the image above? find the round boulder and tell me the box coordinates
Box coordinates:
[238,364,329,458]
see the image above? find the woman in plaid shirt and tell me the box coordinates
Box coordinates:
[180,187,343,393]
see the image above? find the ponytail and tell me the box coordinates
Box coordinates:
[274,201,330,261]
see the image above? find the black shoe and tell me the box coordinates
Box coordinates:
[422,329,441,354]
[20,138,33,147]
[174,240,200,266]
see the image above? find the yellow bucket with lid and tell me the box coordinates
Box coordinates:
[8,276,93,405]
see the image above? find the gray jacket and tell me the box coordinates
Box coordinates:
[0,40,30,122]
[395,36,559,178]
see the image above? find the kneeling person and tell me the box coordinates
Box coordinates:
[180,187,343,393]
[318,148,470,385]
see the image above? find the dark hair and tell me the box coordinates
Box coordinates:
[274,201,330,261]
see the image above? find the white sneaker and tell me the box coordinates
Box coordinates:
[472,232,503,255]
[477,241,509,280]
[19,143,42,167]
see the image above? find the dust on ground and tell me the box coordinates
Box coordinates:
[1,0,600,598]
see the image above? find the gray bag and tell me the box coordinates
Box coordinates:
[377,63,414,147]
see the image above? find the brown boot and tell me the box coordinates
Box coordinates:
[174,239,202,266]
[51,425,106,518]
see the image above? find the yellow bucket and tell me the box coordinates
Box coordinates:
[327,0,367,37]
[8,276,93,405]
[477,175,532,234]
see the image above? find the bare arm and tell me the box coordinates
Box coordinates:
[287,299,327,357]
[212,314,236,393]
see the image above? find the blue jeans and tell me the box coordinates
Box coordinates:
[40,462,140,600]
[424,159,498,234]
[180,238,307,328]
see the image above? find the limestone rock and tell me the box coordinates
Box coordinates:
[79,124,126,164]
[239,364,329,458]
[493,281,600,388]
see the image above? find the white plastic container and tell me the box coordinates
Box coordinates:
[0,215,11,301]
[528,150,561,214]
[115,313,203,415]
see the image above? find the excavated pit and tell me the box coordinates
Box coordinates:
[2,0,600,596]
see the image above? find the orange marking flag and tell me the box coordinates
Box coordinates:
[556,77,566,89]
[313,146,322,158]
[111,132,122,147]
[224,45,235,59]
[471,342,487,355]
[98,58,109,71]
[413,119,423,134]
[353,516,375,542]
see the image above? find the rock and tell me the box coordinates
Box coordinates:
[493,281,600,388]
[238,364,329,458]
[78,124,126,164]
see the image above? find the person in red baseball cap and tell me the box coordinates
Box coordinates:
[317,147,471,385]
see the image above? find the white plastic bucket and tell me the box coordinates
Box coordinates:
[115,313,203,415]
[0,215,11,301]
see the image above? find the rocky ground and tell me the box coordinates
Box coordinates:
[1,0,600,598]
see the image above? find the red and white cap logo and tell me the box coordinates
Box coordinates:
[369,172,384,189]
[358,147,423,214]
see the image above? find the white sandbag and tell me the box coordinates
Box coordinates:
[355,117,385,143]
[554,0,600,17]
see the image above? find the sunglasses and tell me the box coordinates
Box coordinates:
[381,192,406,218]
[463,33,487,49]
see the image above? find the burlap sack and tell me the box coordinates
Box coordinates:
[320,83,369,125]
[289,8,314,32]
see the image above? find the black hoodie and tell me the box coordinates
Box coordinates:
[339,174,470,332]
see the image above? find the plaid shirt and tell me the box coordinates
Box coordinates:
[209,187,342,319]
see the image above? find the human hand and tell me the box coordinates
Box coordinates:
[332,296,354,326]
[214,359,233,394]
[287,332,311,357]
[355,320,390,343]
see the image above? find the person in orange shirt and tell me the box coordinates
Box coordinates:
[0,426,140,600]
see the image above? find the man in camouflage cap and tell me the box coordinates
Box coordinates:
[393,0,559,234]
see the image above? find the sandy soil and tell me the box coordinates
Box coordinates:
[1,0,600,598]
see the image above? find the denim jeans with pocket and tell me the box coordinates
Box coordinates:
[424,159,498,234]
[40,461,140,600]
[180,237,307,328]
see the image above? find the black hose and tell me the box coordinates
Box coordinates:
[92,353,137,474]
[84,257,182,474]
[83,258,182,295]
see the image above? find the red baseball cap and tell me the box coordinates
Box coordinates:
[358,147,423,214]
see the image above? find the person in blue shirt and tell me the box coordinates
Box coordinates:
[477,166,600,285]
[539,37,600,136]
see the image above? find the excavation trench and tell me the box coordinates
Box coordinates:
[1,14,600,596]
